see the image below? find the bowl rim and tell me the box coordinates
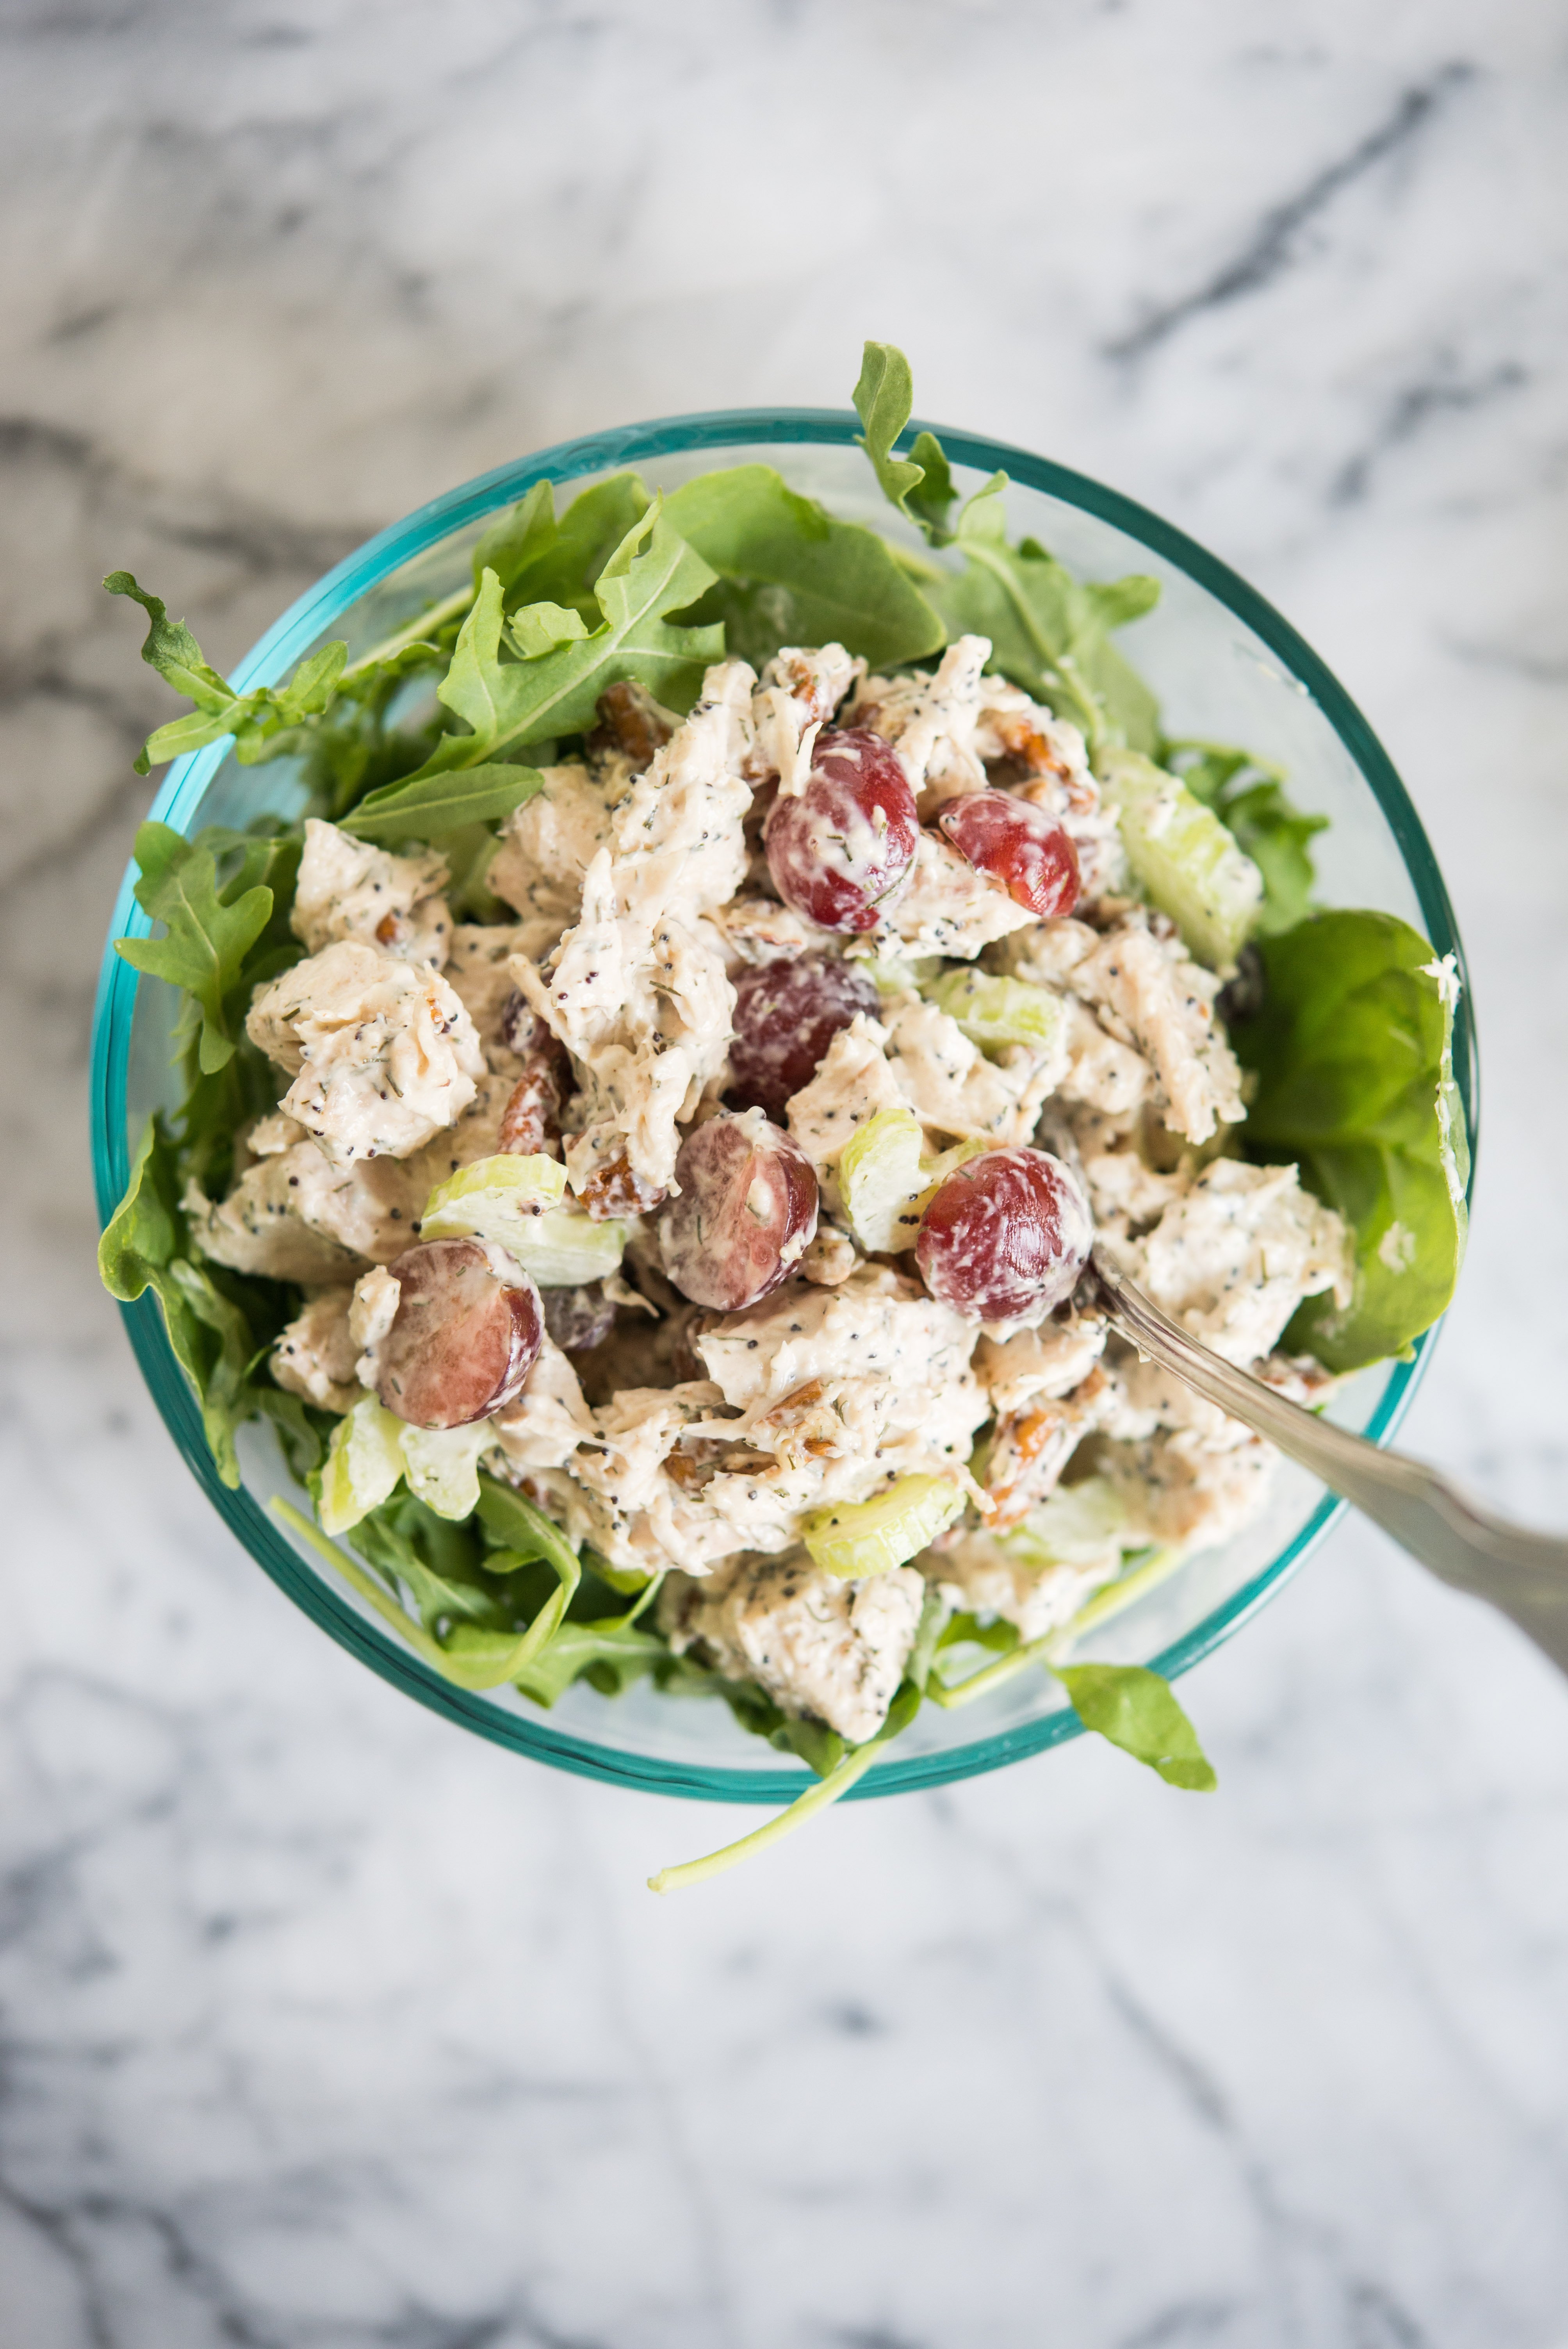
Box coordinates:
[90,404,1479,1804]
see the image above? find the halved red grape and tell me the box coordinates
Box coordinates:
[763,727,919,934]
[373,1237,543,1428]
[661,1113,819,1311]
[916,1147,1092,1322]
[937,790,1081,919]
[728,954,882,1121]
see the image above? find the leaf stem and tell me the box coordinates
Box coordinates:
[925,1544,1188,1710]
[342,584,475,677]
[648,1717,894,1894]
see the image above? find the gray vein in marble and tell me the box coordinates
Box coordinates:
[1107,61,1478,362]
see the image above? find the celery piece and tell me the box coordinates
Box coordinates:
[508,1206,631,1288]
[1098,747,1263,970]
[924,969,1071,1062]
[1001,1476,1130,1572]
[399,1420,493,1521]
[837,1107,986,1253]
[421,1152,626,1285]
[318,1394,406,1535]
[804,1473,964,1577]
[421,1152,567,1247]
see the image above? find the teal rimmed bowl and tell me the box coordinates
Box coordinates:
[90,410,1478,1803]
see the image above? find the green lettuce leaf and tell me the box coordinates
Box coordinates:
[925,481,1161,752]
[105,572,348,774]
[851,340,957,543]
[663,464,944,668]
[1167,740,1327,934]
[115,821,274,1073]
[1232,910,1468,1372]
[1053,1663,1217,1789]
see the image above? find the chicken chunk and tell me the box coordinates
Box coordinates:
[930,1534,1124,1645]
[881,996,1064,1145]
[1110,1158,1352,1368]
[511,662,758,1200]
[488,763,616,952]
[271,1287,360,1413]
[444,923,538,1070]
[659,1553,925,1744]
[784,1014,905,1203]
[247,939,485,1166]
[879,831,1038,961]
[289,819,452,967]
[750,643,864,793]
[1064,914,1243,1146]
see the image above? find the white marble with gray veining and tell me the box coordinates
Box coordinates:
[3,4,1568,2344]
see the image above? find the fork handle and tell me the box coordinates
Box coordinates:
[1089,1253,1568,1674]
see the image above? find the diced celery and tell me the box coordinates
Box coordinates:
[400,1420,493,1521]
[421,1152,567,1245]
[421,1151,626,1285]
[318,1394,406,1535]
[837,1106,985,1253]
[1001,1476,1130,1571]
[804,1474,965,1578]
[924,969,1071,1062]
[1098,748,1263,970]
[508,1206,630,1287]
[859,951,941,997]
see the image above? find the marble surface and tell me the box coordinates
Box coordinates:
[4,3,1568,2342]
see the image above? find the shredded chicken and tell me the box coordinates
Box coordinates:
[659,1553,924,1744]
[290,820,452,967]
[247,940,485,1166]
[270,1287,360,1413]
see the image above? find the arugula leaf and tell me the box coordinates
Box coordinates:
[664,465,944,669]
[511,1617,667,1707]
[1232,910,1468,1372]
[116,821,273,1073]
[473,474,651,616]
[105,572,348,773]
[1053,1663,1217,1790]
[1167,741,1327,934]
[925,484,1162,752]
[98,1116,285,1486]
[387,502,721,800]
[341,763,545,844]
[98,1114,183,1304]
[852,342,957,543]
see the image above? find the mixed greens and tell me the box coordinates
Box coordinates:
[98,343,1468,1886]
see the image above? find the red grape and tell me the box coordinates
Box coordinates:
[728,954,882,1121]
[916,1148,1092,1322]
[764,727,919,934]
[541,1280,617,1353]
[937,790,1081,919]
[372,1237,543,1428]
[661,1113,819,1311]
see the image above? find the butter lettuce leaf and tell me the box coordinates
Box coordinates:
[1233,910,1468,1372]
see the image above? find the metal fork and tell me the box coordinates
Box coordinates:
[1087,1250,1568,1673]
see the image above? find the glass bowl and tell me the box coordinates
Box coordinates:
[90,410,1478,1805]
